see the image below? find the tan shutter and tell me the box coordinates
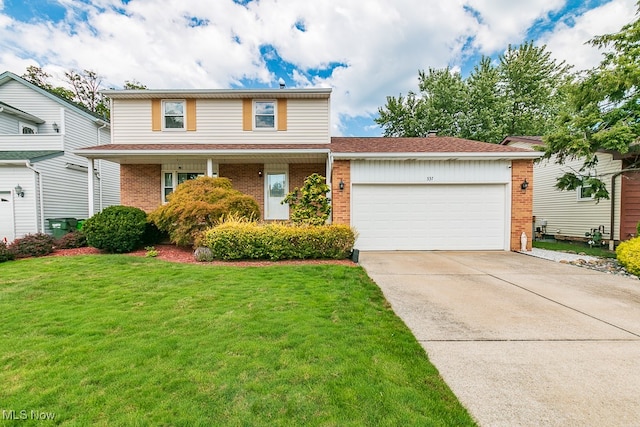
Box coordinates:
[242,99,252,131]
[186,99,196,131]
[277,99,287,131]
[151,99,161,131]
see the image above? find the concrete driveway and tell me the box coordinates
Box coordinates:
[359,251,640,427]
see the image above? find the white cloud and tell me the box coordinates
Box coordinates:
[540,0,638,72]
[0,0,636,135]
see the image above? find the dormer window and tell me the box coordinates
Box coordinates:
[163,100,185,130]
[254,101,275,129]
[20,122,37,134]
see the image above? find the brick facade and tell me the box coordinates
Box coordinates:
[510,159,534,251]
[120,164,161,213]
[331,160,351,225]
[219,164,264,218]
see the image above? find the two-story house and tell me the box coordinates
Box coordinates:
[76,88,540,251]
[0,71,120,242]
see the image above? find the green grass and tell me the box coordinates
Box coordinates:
[533,240,617,258]
[0,255,475,426]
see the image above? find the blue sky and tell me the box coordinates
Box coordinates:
[0,0,637,136]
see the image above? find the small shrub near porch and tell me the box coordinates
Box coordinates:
[197,220,355,261]
[616,237,640,276]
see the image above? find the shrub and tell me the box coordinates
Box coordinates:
[149,176,260,246]
[83,205,148,253]
[616,237,640,276]
[9,233,55,258]
[0,241,15,262]
[199,220,356,261]
[55,231,87,249]
[282,173,331,225]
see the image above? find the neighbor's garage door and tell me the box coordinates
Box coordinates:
[352,184,506,250]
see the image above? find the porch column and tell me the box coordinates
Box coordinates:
[207,158,214,177]
[87,158,95,217]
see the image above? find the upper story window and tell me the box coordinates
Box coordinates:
[163,101,185,130]
[254,101,275,129]
[20,122,38,134]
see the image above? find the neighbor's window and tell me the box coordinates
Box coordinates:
[163,172,204,202]
[163,101,185,129]
[20,122,37,134]
[254,101,275,129]
[577,185,594,201]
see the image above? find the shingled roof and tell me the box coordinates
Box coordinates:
[331,137,535,153]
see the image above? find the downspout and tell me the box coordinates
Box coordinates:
[96,120,108,212]
[25,161,45,233]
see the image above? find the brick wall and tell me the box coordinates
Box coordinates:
[120,164,161,213]
[219,163,264,219]
[331,160,351,225]
[511,159,534,251]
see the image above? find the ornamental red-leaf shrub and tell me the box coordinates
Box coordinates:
[0,241,15,262]
[149,177,260,246]
[55,230,87,249]
[9,233,55,258]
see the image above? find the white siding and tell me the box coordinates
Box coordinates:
[111,98,330,144]
[352,160,512,184]
[534,154,621,240]
[0,80,62,132]
[0,112,20,134]
[0,166,38,239]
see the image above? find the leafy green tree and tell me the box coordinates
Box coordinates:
[282,173,331,225]
[543,2,640,200]
[65,69,109,118]
[376,43,571,143]
[123,79,148,90]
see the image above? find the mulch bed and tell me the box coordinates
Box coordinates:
[49,245,356,267]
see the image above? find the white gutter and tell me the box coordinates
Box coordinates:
[75,148,331,158]
[330,151,543,160]
[24,161,45,233]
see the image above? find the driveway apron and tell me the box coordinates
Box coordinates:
[359,251,640,427]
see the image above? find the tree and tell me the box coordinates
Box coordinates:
[282,173,331,225]
[65,69,109,117]
[375,43,572,143]
[543,2,640,200]
[123,79,148,90]
[22,65,75,102]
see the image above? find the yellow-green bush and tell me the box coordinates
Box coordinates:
[198,220,356,261]
[616,237,640,276]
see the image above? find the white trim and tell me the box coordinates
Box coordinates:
[577,185,595,201]
[264,164,289,220]
[332,151,543,160]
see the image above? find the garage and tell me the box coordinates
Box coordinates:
[348,159,512,251]
[0,191,14,242]
[352,183,507,250]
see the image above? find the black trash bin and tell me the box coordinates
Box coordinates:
[48,218,78,239]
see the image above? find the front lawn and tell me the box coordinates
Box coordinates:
[0,256,474,426]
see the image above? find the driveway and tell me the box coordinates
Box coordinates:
[358,251,640,427]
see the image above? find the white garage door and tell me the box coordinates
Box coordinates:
[0,191,14,243]
[352,184,507,250]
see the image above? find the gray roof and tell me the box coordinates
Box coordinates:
[0,151,63,162]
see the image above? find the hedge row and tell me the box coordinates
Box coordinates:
[198,222,356,261]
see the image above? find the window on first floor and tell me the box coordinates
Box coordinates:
[163,172,204,202]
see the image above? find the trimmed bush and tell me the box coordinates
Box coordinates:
[616,237,640,276]
[55,231,87,249]
[0,241,15,262]
[9,233,55,258]
[199,220,356,261]
[149,177,260,246]
[83,205,148,253]
[282,173,331,225]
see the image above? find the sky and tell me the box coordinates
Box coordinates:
[0,0,638,136]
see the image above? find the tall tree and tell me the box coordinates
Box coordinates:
[375,43,572,142]
[543,2,640,200]
[65,69,109,117]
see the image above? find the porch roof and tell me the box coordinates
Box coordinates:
[75,143,331,164]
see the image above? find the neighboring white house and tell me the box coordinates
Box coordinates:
[502,136,640,244]
[0,71,120,242]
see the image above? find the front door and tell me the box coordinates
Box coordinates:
[0,191,15,243]
[265,171,289,220]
